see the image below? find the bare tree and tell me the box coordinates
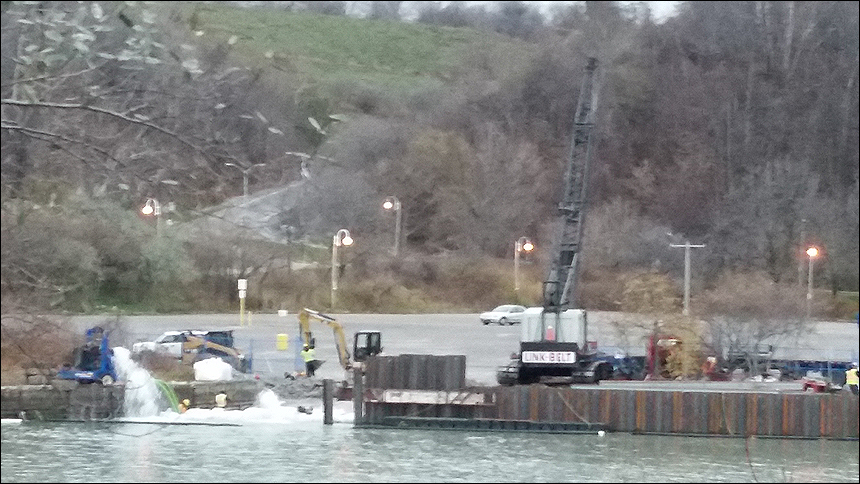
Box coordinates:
[697,270,812,375]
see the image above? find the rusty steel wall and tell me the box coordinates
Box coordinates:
[364,354,466,390]
[490,386,859,439]
[362,354,476,423]
[360,356,859,438]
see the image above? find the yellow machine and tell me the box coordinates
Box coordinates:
[180,330,250,373]
[297,308,382,373]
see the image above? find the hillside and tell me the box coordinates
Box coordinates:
[173,2,538,93]
[1,1,857,320]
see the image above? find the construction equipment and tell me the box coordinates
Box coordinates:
[297,308,382,400]
[181,330,251,373]
[645,334,683,380]
[297,308,382,373]
[56,326,119,385]
[497,57,614,385]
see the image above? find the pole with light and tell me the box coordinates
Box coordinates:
[225,162,266,199]
[331,229,353,310]
[806,246,818,320]
[382,196,402,257]
[669,240,706,315]
[514,237,534,297]
[141,198,162,237]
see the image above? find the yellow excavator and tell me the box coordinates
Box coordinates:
[297,308,382,398]
[181,330,251,373]
[298,308,382,371]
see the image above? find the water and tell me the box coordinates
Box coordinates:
[2,351,858,483]
[113,347,163,418]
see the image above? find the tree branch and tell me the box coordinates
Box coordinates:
[0,123,121,166]
[1,98,212,160]
[0,63,106,88]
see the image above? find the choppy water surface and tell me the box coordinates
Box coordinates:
[2,349,857,483]
[4,408,857,483]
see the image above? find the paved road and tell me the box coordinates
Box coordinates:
[70,311,859,387]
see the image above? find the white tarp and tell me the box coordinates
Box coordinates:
[193,357,233,381]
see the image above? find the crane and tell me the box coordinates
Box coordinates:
[497,57,614,385]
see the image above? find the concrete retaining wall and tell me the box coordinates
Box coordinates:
[1,379,265,420]
[1,381,124,420]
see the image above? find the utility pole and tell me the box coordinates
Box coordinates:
[670,241,706,315]
[798,218,806,288]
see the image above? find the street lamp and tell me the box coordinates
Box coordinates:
[669,238,706,316]
[225,162,266,199]
[806,246,818,320]
[514,237,534,296]
[331,229,354,309]
[141,198,162,237]
[382,196,402,257]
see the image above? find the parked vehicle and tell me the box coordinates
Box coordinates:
[132,330,205,358]
[133,329,251,373]
[480,305,527,325]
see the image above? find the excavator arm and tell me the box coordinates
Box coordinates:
[181,332,249,372]
[298,308,353,370]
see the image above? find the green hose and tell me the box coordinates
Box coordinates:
[154,379,181,413]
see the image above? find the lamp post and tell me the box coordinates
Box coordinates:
[331,229,353,310]
[225,162,266,199]
[382,196,402,257]
[514,237,534,297]
[798,218,807,288]
[806,246,818,320]
[669,240,706,315]
[141,198,162,237]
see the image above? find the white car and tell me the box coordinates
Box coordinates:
[480,305,527,326]
[132,330,205,359]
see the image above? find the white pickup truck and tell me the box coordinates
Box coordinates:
[131,330,205,359]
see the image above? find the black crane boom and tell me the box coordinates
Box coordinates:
[542,57,599,315]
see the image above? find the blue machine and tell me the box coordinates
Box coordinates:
[56,326,119,385]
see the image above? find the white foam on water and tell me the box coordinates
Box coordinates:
[109,347,354,425]
[166,388,354,426]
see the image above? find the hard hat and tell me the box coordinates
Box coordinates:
[183,399,190,406]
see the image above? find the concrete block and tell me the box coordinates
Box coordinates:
[27,374,48,385]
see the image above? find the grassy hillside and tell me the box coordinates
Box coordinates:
[172,3,536,93]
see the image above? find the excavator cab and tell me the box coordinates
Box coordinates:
[353,330,382,362]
